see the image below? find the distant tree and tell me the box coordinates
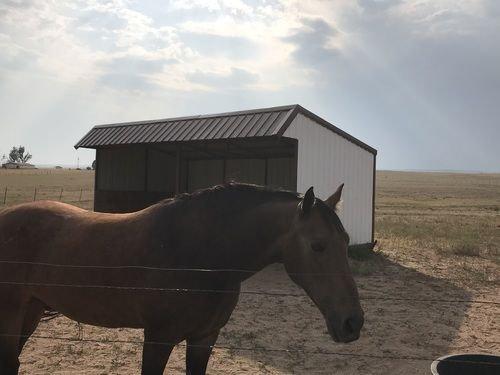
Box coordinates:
[92,160,96,170]
[17,146,32,163]
[8,147,19,162]
[8,146,32,163]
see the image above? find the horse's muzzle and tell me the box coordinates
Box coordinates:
[327,312,364,343]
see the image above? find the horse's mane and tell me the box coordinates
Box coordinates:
[164,182,300,209]
[149,182,300,217]
[157,181,347,238]
[181,181,299,199]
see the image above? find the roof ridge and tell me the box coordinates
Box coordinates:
[74,104,377,155]
[93,104,298,129]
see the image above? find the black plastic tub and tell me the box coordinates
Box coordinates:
[431,353,500,375]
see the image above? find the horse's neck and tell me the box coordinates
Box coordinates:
[152,195,297,282]
[222,199,297,281]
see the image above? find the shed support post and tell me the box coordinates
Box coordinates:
[222,158,226,183]
[264,158,268,186]
[175,146,181,195]
[371,155,376,244]
[144,148,149,192]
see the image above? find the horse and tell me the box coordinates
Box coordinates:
[0,182,364,374]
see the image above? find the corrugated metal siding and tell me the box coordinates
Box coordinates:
[267,157,296,191]
[97,148,146,191]
[226,159,266,185]
[147,150,176,192]
[76,108,293,148]
[283,113,374,245]
[185,157,296,193]
[187,159,224,192]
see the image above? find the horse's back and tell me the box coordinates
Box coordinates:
[0,200,146,269]
[1,201,86,250]
[0,201,158,323]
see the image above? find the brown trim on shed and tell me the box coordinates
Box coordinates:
[277,105,377,155]
[276,105,300,137]
[144,148,149,191]
[175,145,181,194]
[292,138,298,192]
[93,149,99,211]
[371,154,376,244]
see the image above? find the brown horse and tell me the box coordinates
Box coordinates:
[0,182,363,374]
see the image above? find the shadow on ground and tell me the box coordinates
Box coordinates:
[216,255,472,374]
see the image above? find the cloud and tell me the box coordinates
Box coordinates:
[179,32,258,59]
[187,67,259,90]
[102,56,175,74]
[282,17,340,69]
[170,0,254,16]
[99,72,157,91]
[74,8,127,32]
[357,0,401,13]
[0,0,35,10]
[98,56,177,91]
[0,34,37,72]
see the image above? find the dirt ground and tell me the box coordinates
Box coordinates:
[8,170,500,374]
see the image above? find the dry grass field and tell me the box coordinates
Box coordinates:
[0,168,94,210]
[1,169,498,374]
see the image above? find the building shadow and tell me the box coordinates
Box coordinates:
[217,255,472,374]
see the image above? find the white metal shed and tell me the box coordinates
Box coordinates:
[76,104,377,247]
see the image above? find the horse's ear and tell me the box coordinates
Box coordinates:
[325,183,344,210]
[300,186,315,215]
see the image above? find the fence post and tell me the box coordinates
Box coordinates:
[33,187,37,201]
[2,187,6,205]
[79,188,83,202]
[59,188,63,201]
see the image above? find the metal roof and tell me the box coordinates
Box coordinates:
[75,104,376,155]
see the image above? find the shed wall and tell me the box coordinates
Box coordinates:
[266,158,296,191]
[187,159,224,192]
[186,157,296,193]
[226,159,266,186]
[97,147,145,191]
[147,149,176,192]
[283,113,374,245]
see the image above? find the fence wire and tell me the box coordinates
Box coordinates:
[0,280,498,306]
[0,260,499,305]
[1,261,498,369]
[1,332,498,368]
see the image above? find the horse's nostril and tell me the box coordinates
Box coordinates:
[343,315,363,335]
[343,318,354,335]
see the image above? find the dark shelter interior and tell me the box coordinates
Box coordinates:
[94,137,298,213]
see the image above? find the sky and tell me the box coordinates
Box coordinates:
[0,0,499,171]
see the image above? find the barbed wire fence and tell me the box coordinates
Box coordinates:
[0,260,498,370]
[0,259,499,305]
[1,332,498,368]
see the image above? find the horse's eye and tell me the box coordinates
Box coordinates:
[311,242,326,252]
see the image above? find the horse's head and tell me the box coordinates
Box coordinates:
[282,184,364,343]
